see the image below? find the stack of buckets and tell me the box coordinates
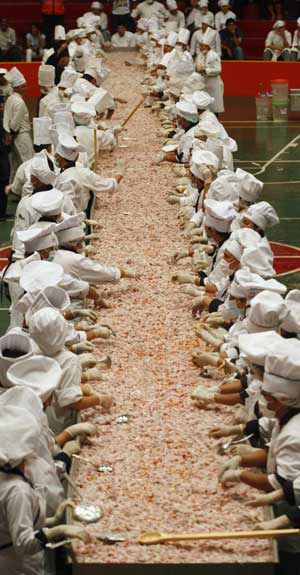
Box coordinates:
[271,79,289,122]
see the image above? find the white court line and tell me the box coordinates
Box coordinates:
[253,133,300,176]
[235,160,300,163]
[264,181,300,185]
[280,218,300,220]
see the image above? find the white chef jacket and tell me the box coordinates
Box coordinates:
[265,29,292,60]
[292,29,300,54]
[53,249,121,285]
[195,49,224,113]
[132,0,168,21]
[194,11,215,29]
[38,87,60,117]
[190,28,221,56]
[3,92,31,135]
[267,412,300,489]
[214,9,236,31]
[55,165,118,212]
[75,125,116,167]
[166,10,185,30]
[111,31,137,48]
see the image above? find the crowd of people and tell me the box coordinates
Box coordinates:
[0,1,300,573]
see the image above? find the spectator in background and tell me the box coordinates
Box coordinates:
[220,18,244,59]
[111,23,136,46]
[265,0,284,20]
[112,0,135,33]
[263,19,291,60]
[0,19,23,61]
[41,0,65,44]
[215,0,236,31]
[26,24,46,61]
[165,0,186,31]
[290,18,300,60]
[186,0,201,32]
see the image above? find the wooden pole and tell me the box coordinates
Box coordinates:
[139,528,300,545]
[121,97,144,128]
[93,127,98,172]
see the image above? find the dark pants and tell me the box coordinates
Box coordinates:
[0,46,23,61]
[42,14,65,46]
[0,182,8,218]
[277,552,300,575]
[111,13,136,33]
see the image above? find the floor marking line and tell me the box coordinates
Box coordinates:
[263,181,300,185]
[253,133,300,176]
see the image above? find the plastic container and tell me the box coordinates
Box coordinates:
[272,100,289,122]
[271,79,289,101]
[255,95,272,121]
[290,89,300,112]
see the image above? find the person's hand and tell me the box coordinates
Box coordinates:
[246,489,284,508]
[96,392,113,412]
[63,440,81,456]
[4,184,12,195]
[120,267,140,279]
[171,272,197,285]
[91,325,116,339]
[65,422,97,439]
[85,219,102,229]
[71,341,95,354]
[218,455,241,482]
[45,524,92,544]
[85,233,100,242]
[83,244,97,257]
[209,424,238,438]
[220,469,241,486]
[72,309,98,323]
[171,250,189,263]
[191,385,216,405]
[84,367,105,381]
[45,499,76,527]
[254,515,292,531]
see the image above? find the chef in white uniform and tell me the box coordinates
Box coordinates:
[111,24,137,47]
[3,67,34,182]
[263,20,291,61]
[132,0,168,24]
[165,0,185,31]
[214,0,236,32]
[291,18,300,61]
[194,0,214,29]
[71,101,116,166]
[190,17,221,57]
[195,27,224,114]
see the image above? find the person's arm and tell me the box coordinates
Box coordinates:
[240,450,268,468]
[240,470,274,492]
[68,395,100,410]
[6,487,44,557]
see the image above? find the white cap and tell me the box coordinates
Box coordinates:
[225,239,243,261]
[263,340,300,407]
[56,134,85,161]
[202,27,217,47]
[182,73,205,95]
[0,67,8,75]
[0,332,33,388]
[54,25,66,40]
[52,110,74,129]
[7,356,62,403]
[245,290,288,333]
[235,168,263,203]
[17,224,58,254]
[281,290,300,333]
[33,117,53,147]
[31,189,64,216]
[55,212,86,244]
[71,101,96,123]
[218,0,230,6]
[205,139,223,169]
[0,387,44,425]
[199,0,208,7]
[88,87,114,114]
[166,31,178,46]
[177,28,190,44]
[27,286,70,320]
[91,1,102,8]
[243,201,279,230]
[191,149,220,173]
[0,406,39,467]
[48,102,70,119]
[204,199,237,233]
[167,0,178,9]
[29,307,69,356]
[238,330,284,366]
[38,65,55,88]
[241,243,275,278]
[175,100,198,123]
[58,68,78,89]
[5,66,26,88]
[20,260,64,293]
[194,120,220,139]
[273,19,285,29]
[192,90,215,109]
[232,266,286,299]
[30,150,58,186]
[208,175,239,203]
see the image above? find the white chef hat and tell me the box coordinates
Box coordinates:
[137,18,149,31]
[238,330,284,367]
[56,134,85,161]
[194,120,221,139]
[48,102,70,119]
[38,65,55,88]
[241,243,275,278]
[225,239,243,261]
[30,150,58,185]
[175,100,199,123]
[201,27,217,47]
[17,224,58,254]
[7,355,62,403]
[0,387,44,426]
[218,0,230,6]
[88,87,114,114]
[245,290,288,333]
[0,406,39,468]
[54,25,66,40]
[177,28,190,44]
[71,101,96,123]
[243,201,279,230]
[0,332,34,388]
[182,73,205,95]
[273,20,285,29]
[233,266,286,299]
[20,260,64,293]
[208,175,239,203]
[5,66,26,88]
[49,122,75,148]
[281,290,300,333]
[167,0,178,9]
[91,1,102,8]
[231,227,261,248]
[205,139,223,169]
[52,110,74,129]
[167,76,183,97]
[204,199,237,233]
[31,189,64,216]
[33,117,53,146]
[166,31,178,46]
[55,212,86,244]
[199,0,208,7]
[0,67,8,75]
[192,90,215,109]
[58,68,78,89]
[27,286,70,321]
[263,340,300,407]
[191,149,220,173]
[235,168,263,203]
[29,307,69,356]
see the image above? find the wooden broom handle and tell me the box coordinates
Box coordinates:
[121,97,144,128]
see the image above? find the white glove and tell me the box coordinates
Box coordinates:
[218,455,241,481]
[5,184,12,196]
[84,368,105,381]
[166,195,180,205]
[171,272,197,285]
[72,309,98,323]
[85,233,100,241]
[91,326,116,339]
[85,219,102,229]
[71,341,95,354]
[179,284,204,297]
[65,422,97,439]
[63,440,81,456]
[112,124,125,135]
[171,250,189,263]
[209,424,240,438]
[191,384,218,404]
[121,267,140,279]
[247,489,284,507]
[220,469,241,486]
[96,393,113,412]
[44,524,92,544]
[83,245,97,257]
[254,515,291,531]
[80,354,98,369]
[46,499,75,527]
[156,151,165,165]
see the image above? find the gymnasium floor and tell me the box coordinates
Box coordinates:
[1,98,300,332]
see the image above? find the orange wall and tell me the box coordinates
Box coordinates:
[2,60,300,99]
